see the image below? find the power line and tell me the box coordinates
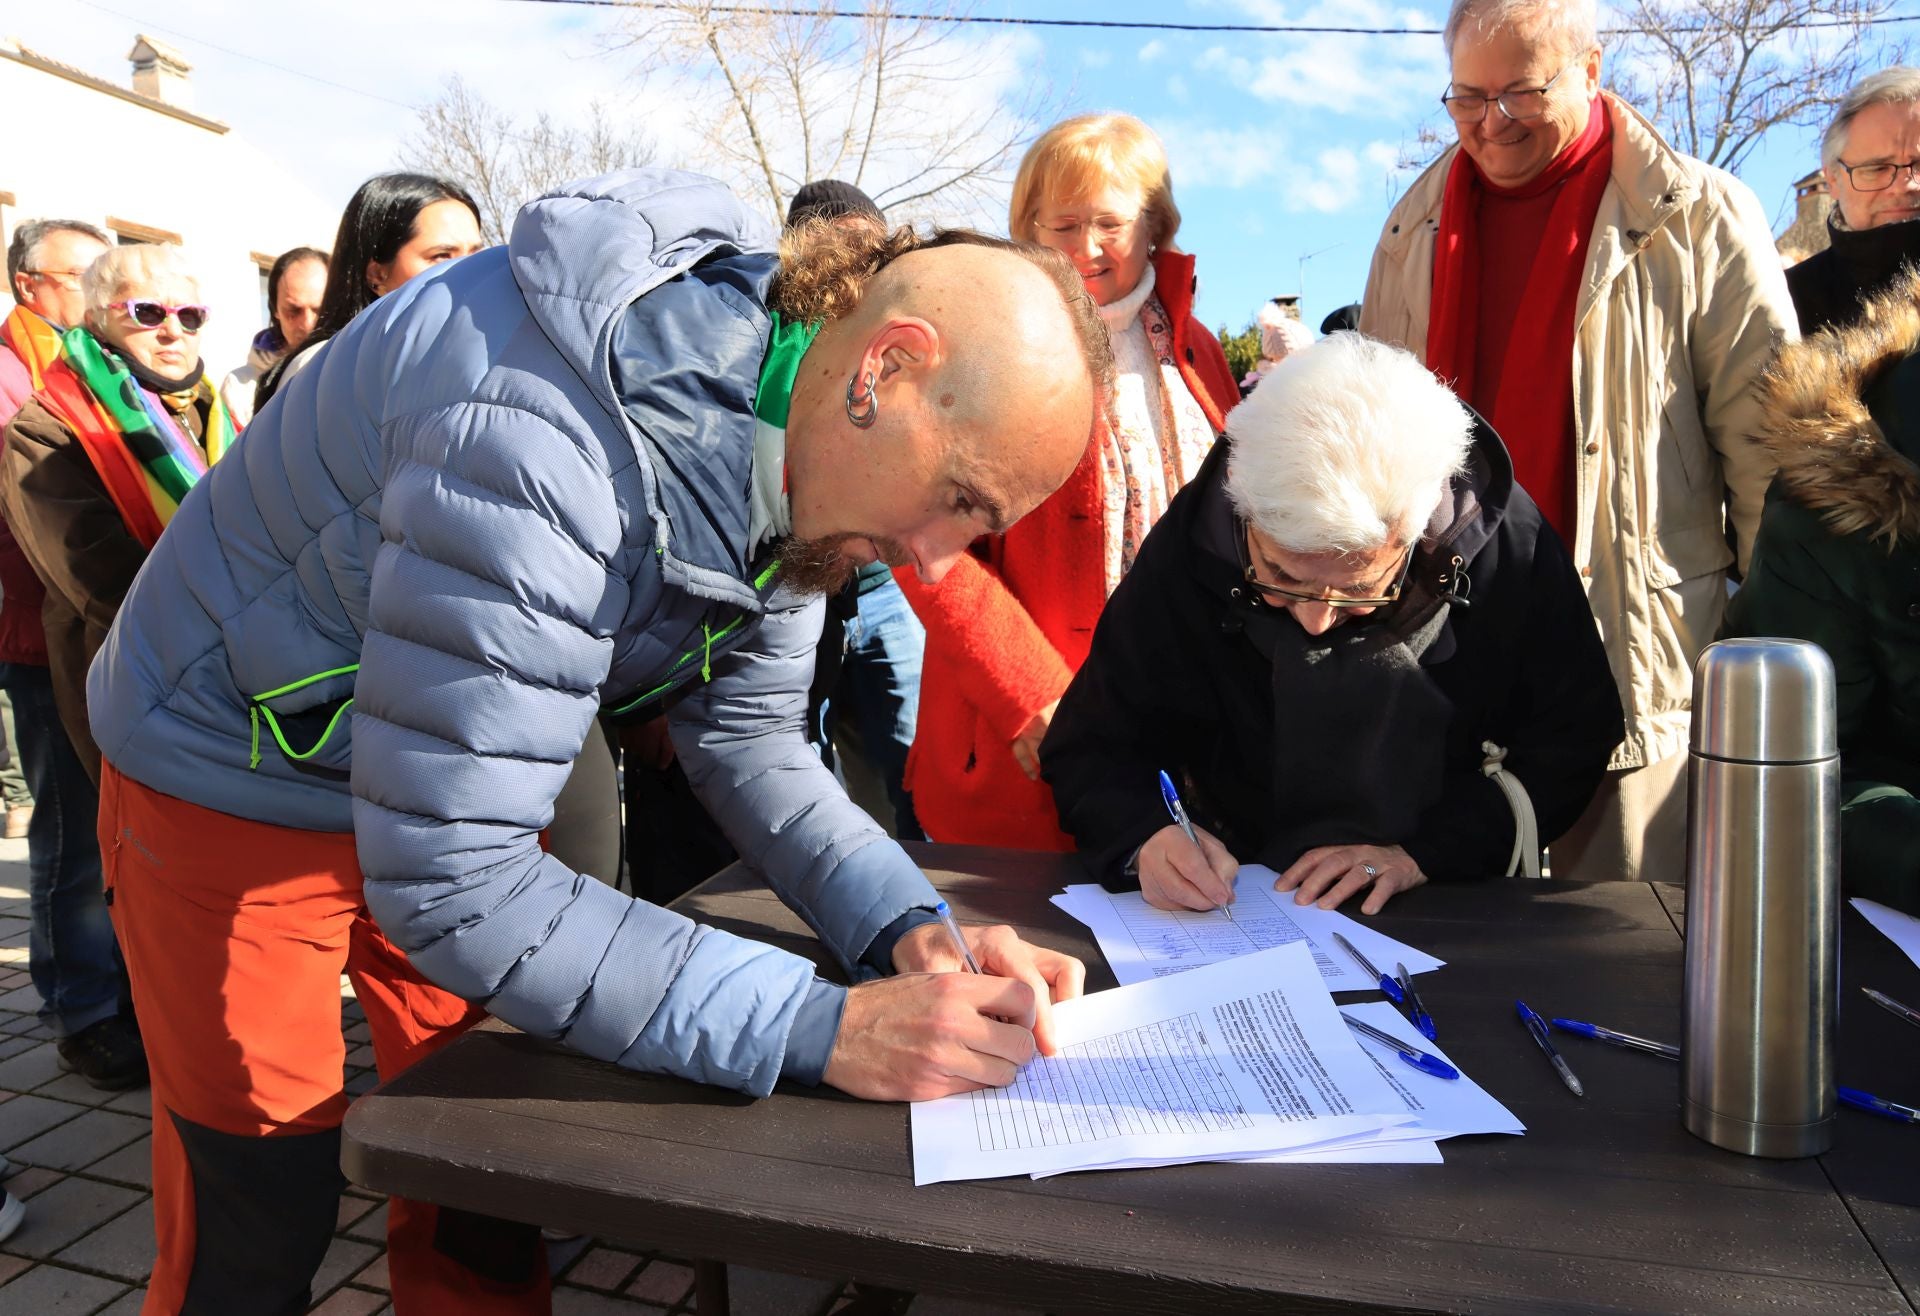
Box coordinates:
[71,0,417,109]
[503,0,1920,36]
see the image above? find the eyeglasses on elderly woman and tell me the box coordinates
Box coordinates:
[1034,212,1141,246]
[108,300,210,333]
[1234,520,1416,610]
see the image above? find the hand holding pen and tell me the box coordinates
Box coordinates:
[1136,771,1241,917]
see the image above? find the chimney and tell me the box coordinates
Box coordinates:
[129,35,192,109]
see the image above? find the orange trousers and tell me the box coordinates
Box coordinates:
[99,762,551,1315]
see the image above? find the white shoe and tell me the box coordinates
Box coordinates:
[0,1191,23,1245]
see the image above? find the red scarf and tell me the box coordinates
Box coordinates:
[1426,99,1612,539]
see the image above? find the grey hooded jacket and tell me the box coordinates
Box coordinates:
[88,170,941,1095]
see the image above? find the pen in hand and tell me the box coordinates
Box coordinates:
[1159,770,1232,921]
[933,900,981,974]
[1518,1000,1584,1097]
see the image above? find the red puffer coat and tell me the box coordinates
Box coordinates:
[897,247,1240,849]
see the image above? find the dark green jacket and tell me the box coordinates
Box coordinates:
[1722,271,1920,913]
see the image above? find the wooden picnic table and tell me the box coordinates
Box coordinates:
[341,844,1920,1314]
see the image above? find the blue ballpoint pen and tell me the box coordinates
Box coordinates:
[1396,962,1437,1041]
[1332,932,1405,1004]
[1549,1018,1680,1060]
[1517,1000,1584,1097]
[932,901,981,974]
[1158,770,1232,922]
[1838,1087,1920,1124]
[1343,1015,1459,1080]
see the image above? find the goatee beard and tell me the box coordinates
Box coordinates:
[773,533,907,595]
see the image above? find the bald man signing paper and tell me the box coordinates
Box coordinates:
[86,171,1108,1314]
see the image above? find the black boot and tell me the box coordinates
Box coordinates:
[56,1016,149,1091]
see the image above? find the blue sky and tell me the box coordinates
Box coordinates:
[8,0,1914,332]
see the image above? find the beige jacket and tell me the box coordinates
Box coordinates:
[1359,95,1796,771]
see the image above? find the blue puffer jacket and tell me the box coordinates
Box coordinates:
[88,170,941,1096]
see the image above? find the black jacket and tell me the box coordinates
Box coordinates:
[1786,215,1920,337]
[1041,424,1624,885]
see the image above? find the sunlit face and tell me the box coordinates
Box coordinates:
[365,199,484,297]
[1244,525,1413,637]
[1031,182,1154,307]
[274,257,327,352]
[95,271,203,378]
[1448,23,1603,189]
[784,414,1044,594]
[13,230,109,331]
[785,338,1091,592]
[1828,99,1920,231]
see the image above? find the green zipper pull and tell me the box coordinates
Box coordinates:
[701,621,714,682]
[248,705,262,771]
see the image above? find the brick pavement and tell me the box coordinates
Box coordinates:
[0,837,1029,1316]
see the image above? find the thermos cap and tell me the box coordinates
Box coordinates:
[1690,638,1837,764]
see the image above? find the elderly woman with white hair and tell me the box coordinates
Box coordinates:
[1,242,232,787]
[1789,66,1920,335]
[1042,334,1622,914]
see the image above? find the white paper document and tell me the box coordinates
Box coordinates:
[1051,865,1444,991]
[1034,1003,1525,1174]
[1853,898,1920,972]
[909,943,1416,1185]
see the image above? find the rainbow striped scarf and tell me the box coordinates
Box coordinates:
[33,327,234,549]
[0,304,64,390]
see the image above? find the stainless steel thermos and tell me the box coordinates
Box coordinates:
[1682,638,1841,1158]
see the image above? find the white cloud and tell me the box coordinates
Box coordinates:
[1081,48,1113,68]
[1159,120,1404,214]
[1167,73,1191,104]
[1193,0,1449,120]
[1139,38,1167,63]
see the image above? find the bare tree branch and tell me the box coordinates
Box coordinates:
[612,0,1058,229]
[1609,0,1910,176]
[399,76,656,244]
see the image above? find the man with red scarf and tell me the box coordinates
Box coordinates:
[1360,0,1796,884]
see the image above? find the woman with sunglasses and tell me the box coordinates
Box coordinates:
[897,112,1239,853]
[1042,334,1623,915]
[0,242,233,784]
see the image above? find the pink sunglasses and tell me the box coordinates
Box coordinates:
[109,300,209,333]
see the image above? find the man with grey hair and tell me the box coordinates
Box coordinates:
[0,216,136,1107]
[1361,0,1795,884]
[1043,334,1622,916]
[1789,66,1920,334]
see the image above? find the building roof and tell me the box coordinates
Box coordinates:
[0,36,227,134]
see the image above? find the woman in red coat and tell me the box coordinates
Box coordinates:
[898,112,1241,848]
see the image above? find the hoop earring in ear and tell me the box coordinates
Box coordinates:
[846,370,878,429]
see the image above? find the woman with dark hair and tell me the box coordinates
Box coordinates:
[254,172,482,410]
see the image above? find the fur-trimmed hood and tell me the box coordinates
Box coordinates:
[1760,268,1920,547]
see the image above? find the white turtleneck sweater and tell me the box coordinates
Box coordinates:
[1093,262,1213,593]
